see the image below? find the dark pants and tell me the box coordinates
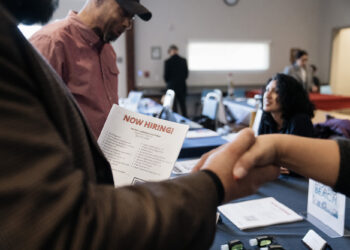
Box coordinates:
[173,92,187,118]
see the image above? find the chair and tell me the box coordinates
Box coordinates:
[157,89,177,122]
[162,89,175,110]
[192,92,221,130]
[202,92,220,120]
[213,89,228,125]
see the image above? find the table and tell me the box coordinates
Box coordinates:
[211,176,350,250]
[244,90,350,111]
[309,93,350,111]
[180,135,228,158]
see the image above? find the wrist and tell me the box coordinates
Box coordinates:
[202,169,225,205]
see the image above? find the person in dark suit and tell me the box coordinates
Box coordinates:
[164,45,189,117]
[0,0,279,249]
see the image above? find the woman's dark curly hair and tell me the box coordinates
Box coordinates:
[262,73,314,120]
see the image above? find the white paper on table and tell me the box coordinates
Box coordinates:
[218,197,303,230]
[98,105,189,187]
[172,158,201,175]
[186,129,218,138]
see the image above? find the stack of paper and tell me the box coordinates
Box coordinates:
[218,197,303,230]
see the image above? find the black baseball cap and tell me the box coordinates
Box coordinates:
[115,0,152,21]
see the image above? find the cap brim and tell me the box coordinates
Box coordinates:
[118,1,152,21]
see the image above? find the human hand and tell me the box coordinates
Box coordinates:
[193,129,280,203]
[233,134,281,179]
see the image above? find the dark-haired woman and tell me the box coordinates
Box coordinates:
[258,74,315,175]
[258,73,315,137]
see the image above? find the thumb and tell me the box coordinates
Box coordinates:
[233,135,278,179]
[223,128,256,162]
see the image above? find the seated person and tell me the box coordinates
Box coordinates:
[258,73,315,138]
[258,73,315,176]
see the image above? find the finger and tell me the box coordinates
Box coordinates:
[230,164,280,201]
[233,146,260,179]
[233,136,272,179]
[192,149,215,172]
[217,128,255,163]
[200,128,255,171]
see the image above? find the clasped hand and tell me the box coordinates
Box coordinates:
[192,128,280,204]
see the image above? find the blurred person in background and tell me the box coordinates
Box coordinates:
[284,49,316,91]
[164,44,189,117]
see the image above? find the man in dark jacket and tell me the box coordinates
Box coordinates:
[164,45,189,117]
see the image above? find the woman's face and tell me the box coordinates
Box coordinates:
[263,80,281,113]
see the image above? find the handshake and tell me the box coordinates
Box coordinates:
[192,128,341,204]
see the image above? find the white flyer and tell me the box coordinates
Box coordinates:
[98,105,189,187]
[218,197,303,230]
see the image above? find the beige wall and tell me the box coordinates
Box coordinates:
[135,0,322,88]
[330,28,350,95]
[318,0,350,84]
[43,0,350,95]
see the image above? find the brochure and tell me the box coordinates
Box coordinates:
[98,105,189,187]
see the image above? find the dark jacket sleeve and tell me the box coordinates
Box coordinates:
[0,56,218,250]
[0,60,219,250]
[0,13,219,250]
[333,138,350,197]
